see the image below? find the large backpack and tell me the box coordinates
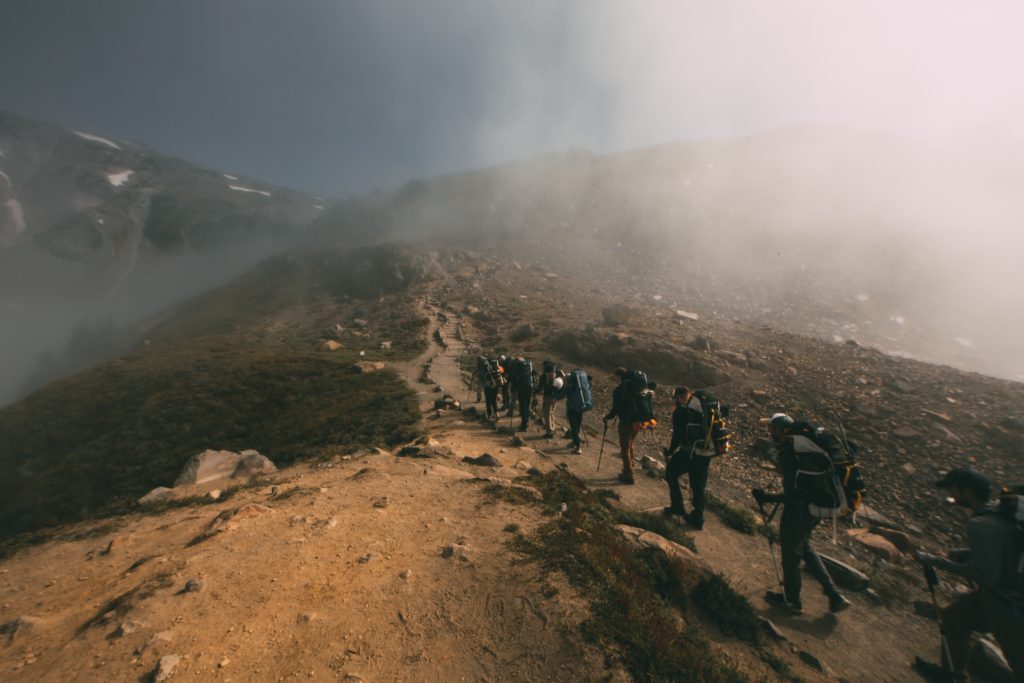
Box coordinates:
[513,358,534,390]
[981,487,1024,599]
[790,420,866,520]
[567,369,593,412]
[485,360,506,389]
[686,389,732,457]
[624,369,655,423]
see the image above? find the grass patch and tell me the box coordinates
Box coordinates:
[503,522,521,533]
[503,469,749,682]
[692,574,762,644]
[707,492,780,542]
[871,563,922,606]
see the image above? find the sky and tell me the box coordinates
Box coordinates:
[1,0,1023,196]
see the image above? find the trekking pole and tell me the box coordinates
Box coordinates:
[757,500,784,587]
[597,421,609,472]
[921,560,954,674]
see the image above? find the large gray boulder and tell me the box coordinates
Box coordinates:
[173,449,276,487]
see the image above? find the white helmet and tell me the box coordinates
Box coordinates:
[553,377,564,390]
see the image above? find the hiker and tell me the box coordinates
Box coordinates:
[563,369,593,455]
[663,386,709,530]
[604,367,641,484]
[498,355,512,413]
[537,361,565,438]
[474,356,488,403]
[482,359,505,421]
[914,469,1024,682]
[752,413,851,615]
[510,356,535,432]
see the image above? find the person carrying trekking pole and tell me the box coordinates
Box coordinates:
[563,369,593,455]
[663,386,709,529]
[538,360,564,439]
[604,367,639,485]
[913,468,1024,682]
[752,413,850,616]
[497,355,511,412]
[510,356,535,432]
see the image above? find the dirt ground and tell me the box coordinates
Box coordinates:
[0,285,946,682]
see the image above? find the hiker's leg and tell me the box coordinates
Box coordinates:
[987,606,1024,679]
[942,592,988,676]
[665,452,688,513]
[518,390,532,429]
[627,428,637,469]
[800,517,838,596]
[779,511,804,605]
[688,457,710,525]
[567,409,583,446]
[617,421,633,473]
[542,395,555,434]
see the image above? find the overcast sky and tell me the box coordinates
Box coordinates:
[1,0,1022,196]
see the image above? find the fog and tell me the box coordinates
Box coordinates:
[1,0,1023,403]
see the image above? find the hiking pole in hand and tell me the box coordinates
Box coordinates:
[920,556,954,674]
[755,496,784,587]
[598,420,609,472]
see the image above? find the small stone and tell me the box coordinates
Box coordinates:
[759,618,787,642]
[511,436,526,448]
[798,650,827,673]
[113,619,145,638]
[358,553,374,564]
[373,496,390,509]
[182,578,205,594]
[462,453,503,467]
[399,569,412,580]
[219,657,230,668]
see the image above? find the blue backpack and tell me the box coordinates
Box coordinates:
[567,369,593,412]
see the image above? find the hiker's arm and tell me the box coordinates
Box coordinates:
[916,552,973,581]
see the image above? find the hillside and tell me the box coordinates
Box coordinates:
[0,110,326,405]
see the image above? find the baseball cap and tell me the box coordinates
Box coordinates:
[935,468,992,502]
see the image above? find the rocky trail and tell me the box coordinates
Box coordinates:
[0,283,995,682]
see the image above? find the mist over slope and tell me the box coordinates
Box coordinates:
[314,125,1024,382]
[0,111,326,404]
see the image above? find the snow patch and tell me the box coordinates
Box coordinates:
[953,337,975,349]
[228,185,271,197]
[856,293,869,302]
[223,173,238,181]
[74,131,121,150]
[5,199,26,233]
[106,170,133,187]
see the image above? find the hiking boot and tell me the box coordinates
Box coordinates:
[544,430,555,439]
[684,513,704,530]
[572,446,582,455]
[912,657,957,683]
[617,472,635,485]
[828,592,851,613]
[764,591,803,615]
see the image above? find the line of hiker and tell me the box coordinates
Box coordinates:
[473,352,1024,675]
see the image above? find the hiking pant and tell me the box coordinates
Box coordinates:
[618,420,638,474]
[542,395,558,435]
[500,383,511,410]
[666,448,710,522]
[941,590,1024,679]
[566,408,584,448]
[484,387,499,420]
[518,389,533,430]
[780,507,838,605]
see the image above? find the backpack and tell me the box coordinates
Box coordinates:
[790,420,866,520]
[485,360,506,389]
[982,487,1024,599]
[624,369,655,423]
[513,359,534,390]
[567,369,593,412]
[686,389,732,457]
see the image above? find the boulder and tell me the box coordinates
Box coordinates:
[174,450,243,487]
[819,554,870,592]
[155,654,181,683]
[970,637,1015,683]
[870,526,916,553]
[848,530,900,560]
[232,453,277,480]
[0,615,44,640]
[675,310,700,321]
[462,454,503,468]
[318,340,342,352]
[351,361,386,374]
[616,525,709,588]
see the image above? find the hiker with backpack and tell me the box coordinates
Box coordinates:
[663,387,731,530]
[603,367,656,485]
[497,355,511,411]
[913,469,1024,681]
[474,356,488,403]
[537,360,565,439]
[482,359,505,421]
[752,413,851,615]
[563,369,594,454]
[509,356,535,432]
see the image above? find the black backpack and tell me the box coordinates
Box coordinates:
[624,369,655,423]
[790,420,866,519]
[485,360,506,389]
[513,359,534,390]
[687,389,732,457]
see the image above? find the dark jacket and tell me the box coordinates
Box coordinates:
[667,402,704,455]
[605,383,633,422]
[759,441,801,505]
